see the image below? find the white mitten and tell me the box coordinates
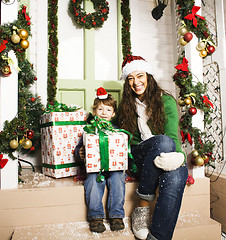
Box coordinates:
[154,152,184,171]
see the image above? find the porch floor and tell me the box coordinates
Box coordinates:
[0,168,222,240]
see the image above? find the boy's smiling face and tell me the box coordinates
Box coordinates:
[94,103,115,121]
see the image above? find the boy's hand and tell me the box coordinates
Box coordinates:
[79,146,85,160]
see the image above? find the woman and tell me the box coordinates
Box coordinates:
[118,55,188,240]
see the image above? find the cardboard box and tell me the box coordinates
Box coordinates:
[40,110,87,178]
[84,132,128,173]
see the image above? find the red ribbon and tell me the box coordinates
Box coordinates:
[175,57,189,72]
[0,40,8,53]
[201,95,214,109]
[184,6,205,28]
[22,6,31,25]
[181,131,193,145]
[0,154,8,169]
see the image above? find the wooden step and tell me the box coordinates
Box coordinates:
[0,170,221,239]
[11,213,221,240]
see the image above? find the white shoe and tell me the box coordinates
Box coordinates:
[131,206,150,240]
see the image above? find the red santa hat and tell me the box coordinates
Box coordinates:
[96,87,108,99]
[121,54,152,80]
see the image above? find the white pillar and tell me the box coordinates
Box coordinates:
[0,2,18,189]
[185,0,205,178]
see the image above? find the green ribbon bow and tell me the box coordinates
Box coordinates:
[44,101,80,114]
[84,116,137,182]
[83,116,116,134]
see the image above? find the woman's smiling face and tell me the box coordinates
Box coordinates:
[127,71,147,101]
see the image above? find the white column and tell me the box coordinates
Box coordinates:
[185,0,205,178]
[0,2,18,189]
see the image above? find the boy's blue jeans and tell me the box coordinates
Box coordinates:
[131,135,188,240]
[84,171,125,220]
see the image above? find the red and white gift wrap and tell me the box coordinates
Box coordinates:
[84,132,128,173]
[40,110,87,178]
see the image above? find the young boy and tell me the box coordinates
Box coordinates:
[74,87,126,233]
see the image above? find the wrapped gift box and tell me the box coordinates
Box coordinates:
[40,110,87,178]
[84,132,128,173]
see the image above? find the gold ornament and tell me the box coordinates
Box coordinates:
[196,41,206,51]
[179,27,188,36]
[22,139,32,149]
[179,37,188,46]
[2,65,11,75]
[178,99,185,107]
[191,150,199,158]
[18,29,28,40]
[9,139,19,149]
[11,33,20,44]
[199,50,207,58]
[184,97,192,105]
[20,39,29,49]
[194,156,204,166]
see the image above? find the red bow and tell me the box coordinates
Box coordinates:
[0,40,8,53]
[175,57,189,72]
[0,154,8,169]
[184,6,205,28]
[201,95,214,109]
[181,131,193,145]
[22,6,31,25]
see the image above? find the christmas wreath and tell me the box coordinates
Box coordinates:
[69,0,109,29]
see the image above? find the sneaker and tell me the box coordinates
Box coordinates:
[131,206,150,240]
[89,219,106,233]
[109,218,125,231]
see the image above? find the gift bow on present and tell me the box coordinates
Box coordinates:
[44,101,81,114]
[84,116,137,182]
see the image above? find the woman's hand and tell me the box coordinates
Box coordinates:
[154,152,184,171]
[79,146,85,160]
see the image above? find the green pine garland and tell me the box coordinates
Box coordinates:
[176,0,214,42]
[47,0,58,104]
[174,0,216,167]
[0,5,44,159]
[121,0,132,58]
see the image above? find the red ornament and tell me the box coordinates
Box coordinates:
[31,97,36,102]
[26,130,34,139]
[207,45,215,54]
[186,174,195,185]
[188,107,197,115]
[203,155,209,164]
[183,32,193,42]
[1,65,11,77]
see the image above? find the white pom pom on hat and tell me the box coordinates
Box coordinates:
[121,54,153,80]
[96,87,108,99]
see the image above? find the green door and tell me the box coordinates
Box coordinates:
[56,0,123,112]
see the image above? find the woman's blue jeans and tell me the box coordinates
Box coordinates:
[84,171,125,220]
[131,135,188,240]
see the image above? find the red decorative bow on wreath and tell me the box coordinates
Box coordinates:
[22,6,31,25]
[180,131,193,145]
[175,57,189,72]
[184,6,205,28]
[0,40,8,53]
[200,95,214,109]
[0,154,8,169]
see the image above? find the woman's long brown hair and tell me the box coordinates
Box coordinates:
[118,73,168,135]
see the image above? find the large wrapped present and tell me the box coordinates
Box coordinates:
[40,102,88,178]
[83,117,132,176]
